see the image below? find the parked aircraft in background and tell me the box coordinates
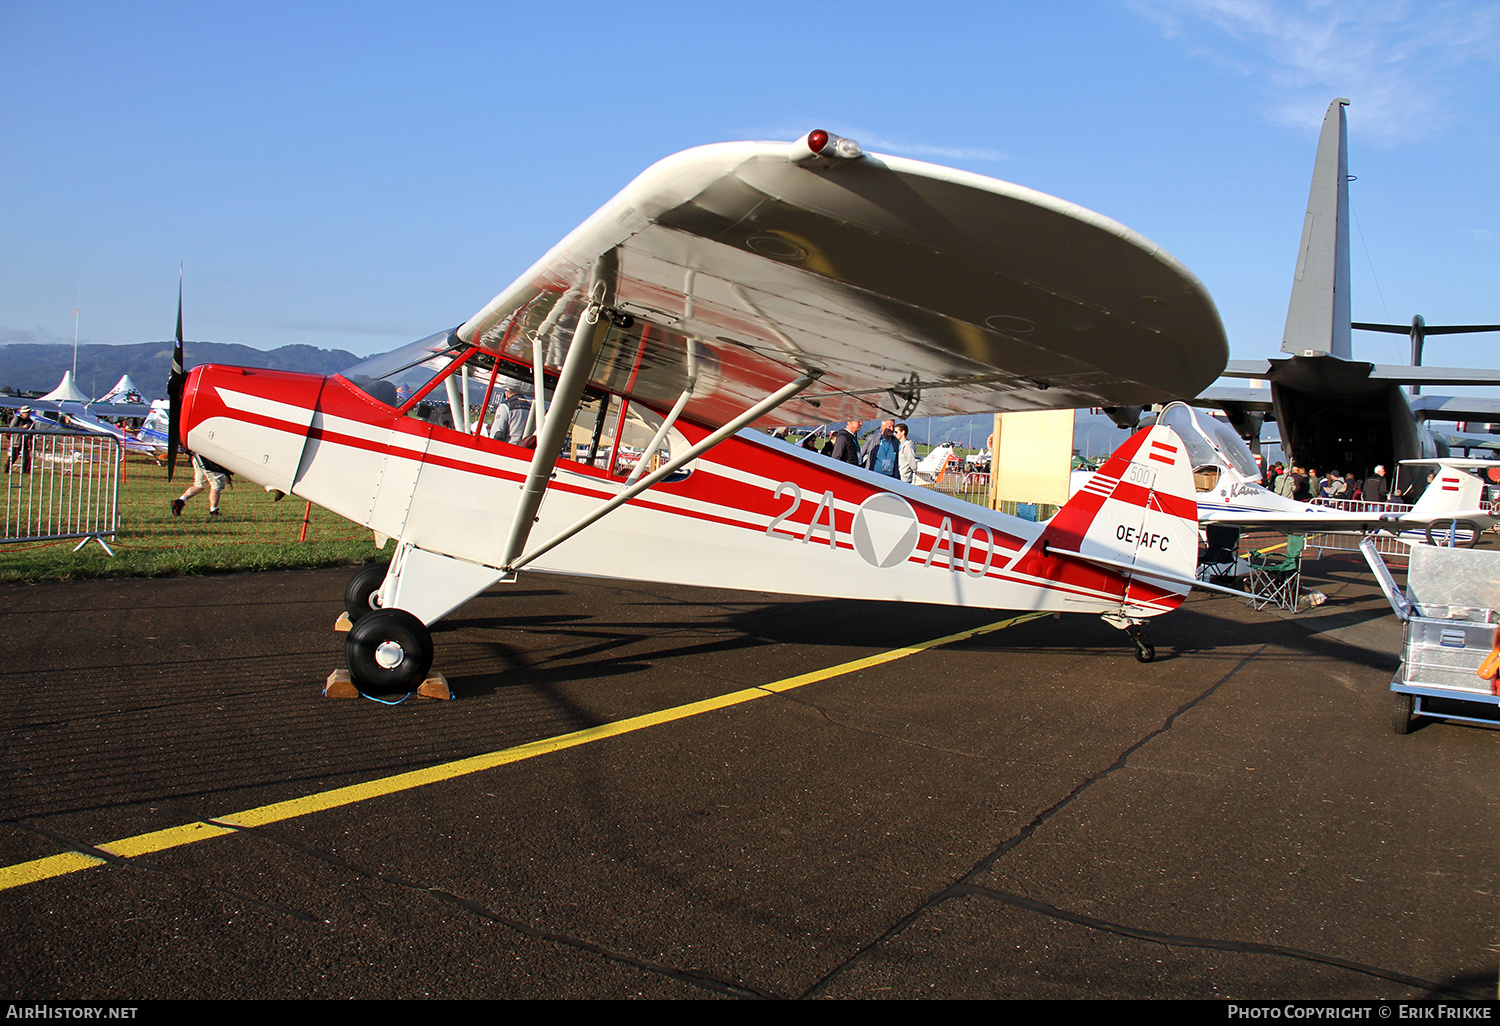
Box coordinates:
[167,131,1233,686]
[1152,403,1495,537]
[0,391,149,424]
[1191,99,1500,496]
[914,442,959,484]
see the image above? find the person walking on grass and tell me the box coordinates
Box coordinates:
[171,450,231,518]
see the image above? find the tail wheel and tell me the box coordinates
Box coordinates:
[1125,624,1155,663]
[346,610,433,693]
[344,564,389,623]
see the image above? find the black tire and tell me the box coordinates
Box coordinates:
[1392,692,1415,735]
[345,610,433,693]
[1134,644,1155,664]
[345,564,388,623]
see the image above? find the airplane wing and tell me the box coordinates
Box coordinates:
[1203,456,1498,534]
[1192,385,1275,412]
[1432,430,1500,452]
[1214,359,1500,388]
[453,135,1228,430]
[1367,365,1500,387]
[1198,508,1488,532]
[0,395,150,420]
[1411,395,1500,422]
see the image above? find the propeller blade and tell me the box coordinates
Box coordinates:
[166,267,185,481]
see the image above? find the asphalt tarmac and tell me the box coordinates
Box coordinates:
[0,556,1495,1000]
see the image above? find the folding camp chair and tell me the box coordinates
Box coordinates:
[1247,535,1305,610]
[1197,524,1241,582]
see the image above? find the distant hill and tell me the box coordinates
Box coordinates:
[0,342,360,401]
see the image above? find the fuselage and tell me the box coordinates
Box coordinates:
[180,364,1192,620]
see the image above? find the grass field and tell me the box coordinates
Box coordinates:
[0,454,382,582]
[0,442,1047,583]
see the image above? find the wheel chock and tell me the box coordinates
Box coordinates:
[334,611,353,633]
[322,669,360,699]
[417,672,452,701]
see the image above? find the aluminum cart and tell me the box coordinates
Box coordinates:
[1362,539,1500,734]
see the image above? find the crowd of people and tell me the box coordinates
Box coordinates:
[793,418,920,483]
[1259,461,1431,505]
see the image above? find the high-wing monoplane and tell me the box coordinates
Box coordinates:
[170,131,1232,688]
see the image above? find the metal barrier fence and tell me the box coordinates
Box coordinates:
[1301,497,1482,562]
[929,469,992,506]
[2,429,120,553]
[0,439,382,580]
[926,470,1061,520]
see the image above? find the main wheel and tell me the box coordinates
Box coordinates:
[1134,643,1156,663]
[344,564,388,623]
[346,610,433,693]
[1392,692,1415,735]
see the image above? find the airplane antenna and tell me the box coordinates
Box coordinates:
[1350,196,1391,327]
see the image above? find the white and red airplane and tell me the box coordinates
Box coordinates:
[168,131,1231,689]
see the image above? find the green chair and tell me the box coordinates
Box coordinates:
[1248,535,1305,611]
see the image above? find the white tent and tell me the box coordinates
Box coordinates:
[99,374,145,404]
[39,370,91,403]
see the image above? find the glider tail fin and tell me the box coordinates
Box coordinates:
[1410,461,1486,518]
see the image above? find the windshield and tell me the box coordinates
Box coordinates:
[1159,403,1261,481]
[340,329,466,407]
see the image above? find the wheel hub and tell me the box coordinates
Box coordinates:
[374,640,406,669]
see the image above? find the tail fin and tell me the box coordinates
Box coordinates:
[1033,422,1202,612]
[1282,98,1352,360]
[1410,460,1486,517]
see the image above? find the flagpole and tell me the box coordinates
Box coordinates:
[72,284,80,380]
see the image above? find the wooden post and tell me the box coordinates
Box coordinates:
[987,412,1002,509]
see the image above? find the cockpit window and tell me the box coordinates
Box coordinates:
[1160,403,1261,481]
[338,330,691,481]
[342,330,539,434]
[341,329,466,408]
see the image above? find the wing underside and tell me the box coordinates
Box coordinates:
[456,141,1228,429]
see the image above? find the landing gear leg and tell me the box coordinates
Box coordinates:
[1103,613,1155,663]
[1126,625,1155,663]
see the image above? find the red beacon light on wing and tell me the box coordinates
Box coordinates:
[790,129,864,167]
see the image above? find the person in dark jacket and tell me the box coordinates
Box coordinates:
[828,420,862,465]
[1362,465,1388,503]
[5,407,35,474]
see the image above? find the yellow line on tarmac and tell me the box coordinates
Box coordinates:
[0,611,1046,893]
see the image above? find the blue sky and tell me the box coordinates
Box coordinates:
[3,0,1497,383]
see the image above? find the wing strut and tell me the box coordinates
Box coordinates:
[624,342,699,485]
[498,267,616,571]
[525,286,576,438]
[505,370,819,575]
